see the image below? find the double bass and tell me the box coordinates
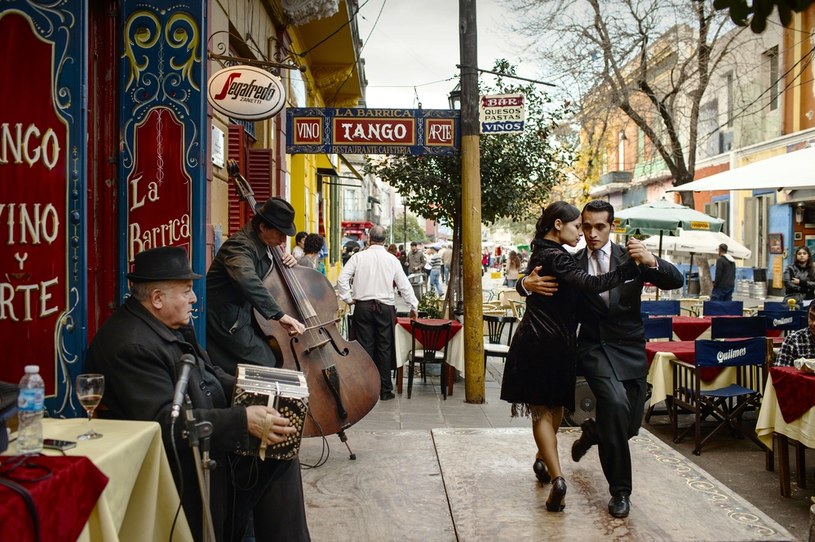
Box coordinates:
[227,160,380,440]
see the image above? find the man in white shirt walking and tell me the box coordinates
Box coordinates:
[337,225,419,400]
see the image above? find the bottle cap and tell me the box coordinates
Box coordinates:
[24,365,39,373]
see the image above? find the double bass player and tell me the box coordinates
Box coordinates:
[206,197,312,541]
[206,197,306,376]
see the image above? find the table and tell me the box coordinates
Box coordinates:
[5,418,192,542]
[394,317,464,395]
[0,455,108,542]
[645,341,735,408]
[671,316,712,341]
[756,367,815,496]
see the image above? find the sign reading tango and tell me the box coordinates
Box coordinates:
[286,108,460,156]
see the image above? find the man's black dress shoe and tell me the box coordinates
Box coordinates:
[545,477,567,512]
[608,494,630,518]
[380,392,395,401]
[533,458,551,485]
[571,419,598,462]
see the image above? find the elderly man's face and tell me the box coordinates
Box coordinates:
[157,280,197,329]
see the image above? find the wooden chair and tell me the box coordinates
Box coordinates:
[641,300,681,317]
[483,315,516,367]
[758,310,807,335]
[642,315,673,341]
[407,320,453,399]
[509,299,526,320]
[710,316,766,339]
[670,337,770,455]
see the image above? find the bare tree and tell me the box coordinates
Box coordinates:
[509,0,748,207]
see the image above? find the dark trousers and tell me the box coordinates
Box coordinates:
[583,373,647,497]
[352,300,396,395]
[226,456,310,542]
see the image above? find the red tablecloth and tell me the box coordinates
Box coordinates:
[645,340,722,382]
[671,316,712,341]
[770,366,815,423]
[0,455,108,542]
[397,317,462,350]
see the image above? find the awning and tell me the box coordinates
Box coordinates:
[669,146,815,192]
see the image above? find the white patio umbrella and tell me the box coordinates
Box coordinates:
[643,230,752,259]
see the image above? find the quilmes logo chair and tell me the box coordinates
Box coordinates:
[710,316,767,339]
[670,337,770,455]
[702,300,744,316]
[641,300,681,317]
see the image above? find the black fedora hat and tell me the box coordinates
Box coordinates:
[126,246,202,282]
[256,198,297,236]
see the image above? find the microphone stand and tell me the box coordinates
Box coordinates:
[183,395,216,542]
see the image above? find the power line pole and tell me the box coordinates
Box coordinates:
[459,0,484,403]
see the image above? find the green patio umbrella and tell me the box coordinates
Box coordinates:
[613,199,724,299]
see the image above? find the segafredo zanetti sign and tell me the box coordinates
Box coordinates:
[207,66,286,120]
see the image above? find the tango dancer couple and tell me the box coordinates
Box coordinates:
[502,200,682,517]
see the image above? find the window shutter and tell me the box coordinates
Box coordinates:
[227,125,249,235]
[247,148,274,203]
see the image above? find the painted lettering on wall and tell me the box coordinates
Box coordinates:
[127,107,192,264]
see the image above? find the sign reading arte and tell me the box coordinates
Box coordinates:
[207,65,286,121]
[286,108,460,156]
[0,11,68,393]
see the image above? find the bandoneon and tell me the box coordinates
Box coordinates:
[232,364,309,460]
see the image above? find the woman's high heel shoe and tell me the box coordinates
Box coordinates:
[533,459,551,485]
[546,476,567,512]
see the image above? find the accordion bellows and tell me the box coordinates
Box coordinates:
[232,365,309,460]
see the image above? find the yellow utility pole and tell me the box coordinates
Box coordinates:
[459,0,484,403]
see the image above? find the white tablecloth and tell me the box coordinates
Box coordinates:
[394,323,465,372]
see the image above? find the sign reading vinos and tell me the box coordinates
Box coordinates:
[207,65,286,121]
[286,108,460,156]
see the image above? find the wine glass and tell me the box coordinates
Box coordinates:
[76,373,104,440]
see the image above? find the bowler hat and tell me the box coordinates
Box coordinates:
[256,198,297,236]
[126,246,202,282]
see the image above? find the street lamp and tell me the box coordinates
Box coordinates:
[448,83,462,110]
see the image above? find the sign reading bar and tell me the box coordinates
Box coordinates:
[286,108,460,156]
[479,93,525,135]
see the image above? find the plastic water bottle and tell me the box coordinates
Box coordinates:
[17,365,44,454]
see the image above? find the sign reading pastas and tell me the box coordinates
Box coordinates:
[286,108,460,156]
[207,66,286,121]
[479,93,525,134]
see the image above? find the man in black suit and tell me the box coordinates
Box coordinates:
[520,200,683,518]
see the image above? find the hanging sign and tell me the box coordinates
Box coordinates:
[286,108,460,156]
[207,65,286,120]
[479,93,525,134]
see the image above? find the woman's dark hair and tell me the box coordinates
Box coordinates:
[295,231,308,244]
[534,201,580,240]
[303,233,324,255]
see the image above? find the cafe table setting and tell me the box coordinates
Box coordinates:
[2,418,192,542]
[756,363,815,496]
[393,317,464,395]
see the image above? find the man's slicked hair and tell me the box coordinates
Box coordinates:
[583,200,615,224]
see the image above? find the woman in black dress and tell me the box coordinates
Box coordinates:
[783,245,815,305]
[500,201,640,512]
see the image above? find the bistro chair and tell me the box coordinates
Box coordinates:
[641,300,681,317]
[710,316,766,339]
[483,314,517,367]
[763,301,792,312]
[407,320,453,400]
[670,337,771,455]
[642,315,673,341]
[758,310,807,335]
[702,300,744,316]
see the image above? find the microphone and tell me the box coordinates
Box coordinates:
[170,354,196,420]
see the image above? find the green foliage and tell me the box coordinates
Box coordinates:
[387,213,427,246]
[713,0,812,32]
[365,60,576,227]
[418,290,443,319]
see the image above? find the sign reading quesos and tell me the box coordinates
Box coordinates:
[207,66,286,121]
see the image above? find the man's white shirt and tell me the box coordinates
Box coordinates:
[337,245,419,311]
